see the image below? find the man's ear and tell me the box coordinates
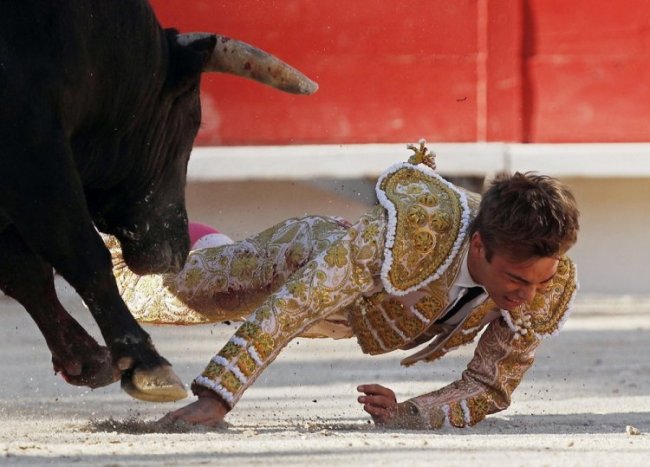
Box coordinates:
[470,232,483,254]
[470,231,492,263]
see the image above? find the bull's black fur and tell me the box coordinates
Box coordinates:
[0,1,222,393]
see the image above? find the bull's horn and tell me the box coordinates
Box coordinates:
[178,33,318,95]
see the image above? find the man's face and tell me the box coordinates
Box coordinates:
[467,232,559,312]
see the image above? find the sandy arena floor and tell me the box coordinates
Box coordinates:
[1,181,650,465]
[2,292,650,466]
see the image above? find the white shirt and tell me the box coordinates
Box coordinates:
[440,250,487,325]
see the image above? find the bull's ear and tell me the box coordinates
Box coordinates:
[179,34,218,68]
[164,30,214,90]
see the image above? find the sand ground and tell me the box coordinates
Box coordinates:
[2,180,650,465]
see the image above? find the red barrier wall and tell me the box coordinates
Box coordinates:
[150,0,650,145]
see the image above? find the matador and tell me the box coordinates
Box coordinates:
[106,142,580,429]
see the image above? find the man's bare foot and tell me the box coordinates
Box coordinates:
[159,394,229,427]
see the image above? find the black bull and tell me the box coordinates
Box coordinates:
[0,1,317,402]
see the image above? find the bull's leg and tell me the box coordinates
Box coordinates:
[0,132,185,402]
[0,226,119,387]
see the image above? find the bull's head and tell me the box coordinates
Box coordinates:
[98,31,317,275]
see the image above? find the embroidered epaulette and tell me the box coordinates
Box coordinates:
[375,160,471,296]
[502,257,578,340]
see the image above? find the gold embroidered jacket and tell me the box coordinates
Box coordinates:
[344,162,577,429]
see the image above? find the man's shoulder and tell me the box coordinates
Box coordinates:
[375,163,474,296]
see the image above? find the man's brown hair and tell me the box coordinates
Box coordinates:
[469,172,579,261]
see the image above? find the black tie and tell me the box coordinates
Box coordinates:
[436,286,484,323]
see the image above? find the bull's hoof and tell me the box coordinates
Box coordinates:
[121,365,188,402]
[53,346,121,389]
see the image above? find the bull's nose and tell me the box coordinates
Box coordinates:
[121,237,188,274]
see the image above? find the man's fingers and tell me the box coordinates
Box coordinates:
[357,384,400,426]
[358,394,393,408]
[357,384,396,400]
[357,383,387,395]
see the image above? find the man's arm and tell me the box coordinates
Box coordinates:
[406,317,540,428]
[357,317,540,429]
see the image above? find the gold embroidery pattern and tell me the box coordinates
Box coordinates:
[107,213,384,406]
[107,215,352,325]
[349,227,468,355]
[349,252,462,355]
[202,361,225,380]
[220,371,243,395]
[413,292,446,321]
[350,300,384,354]
[353,165,481,358]
[378,165,466,292]
[393,313,427,338]
[446,402,466,427]
[413,245,464,319]
[465,394,493,425]
[191,208,387,406]
[350,297,417,355]
[236,353,257,377]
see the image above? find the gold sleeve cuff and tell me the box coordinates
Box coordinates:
[392,400,445,430]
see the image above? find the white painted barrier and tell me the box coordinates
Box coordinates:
[188,143,650,180]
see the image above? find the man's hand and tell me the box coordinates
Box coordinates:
[357,384,399,425]
[158,386,230,427]
[357,384,444,430]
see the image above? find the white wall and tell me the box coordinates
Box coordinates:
[563,177,650,295]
